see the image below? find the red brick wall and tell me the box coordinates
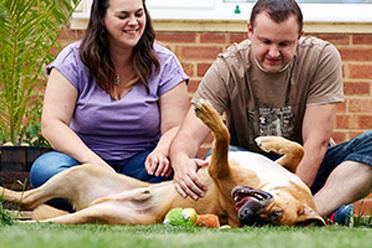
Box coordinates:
[59,30,372,146]
[157,31,372,142]
[59,28,372,157]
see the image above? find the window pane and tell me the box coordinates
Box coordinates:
[224,0,372,3]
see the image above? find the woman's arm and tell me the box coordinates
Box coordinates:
[42,69,114,171]
[145,81,189,177]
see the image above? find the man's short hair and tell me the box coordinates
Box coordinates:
[250,0,303,32]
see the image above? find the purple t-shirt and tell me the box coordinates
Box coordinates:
[48,41,188,161]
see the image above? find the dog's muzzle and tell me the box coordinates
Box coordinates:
[232,186,273,226]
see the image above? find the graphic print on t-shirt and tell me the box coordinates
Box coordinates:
[258,106,294,138]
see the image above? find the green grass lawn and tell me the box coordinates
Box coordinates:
[0,223,371,248]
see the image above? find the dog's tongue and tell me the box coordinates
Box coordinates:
[235,196,256,211]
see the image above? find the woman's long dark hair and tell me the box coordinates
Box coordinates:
[79,0,160,95]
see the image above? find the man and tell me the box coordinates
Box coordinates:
[169,0,372,223]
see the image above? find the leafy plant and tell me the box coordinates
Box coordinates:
[24,99,50,147]
[0,5,4,22]
[0,197,14,226]
[0,0,81,145]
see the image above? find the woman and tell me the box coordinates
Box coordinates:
[30,0,189,210]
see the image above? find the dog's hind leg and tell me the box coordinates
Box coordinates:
[0,164,110,210]
[38,193,160,225]
[0,187,56,210]
[0,176,75,210]
[255,136,304,173]
[1,164,149,211]
[0,166,101,210]
[88,187,152,206]
[32,204,69,220]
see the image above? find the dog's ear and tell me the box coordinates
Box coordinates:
[295,206,326,226]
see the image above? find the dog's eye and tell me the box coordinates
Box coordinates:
[269,209,283,221]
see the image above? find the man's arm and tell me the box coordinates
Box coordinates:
[169,107,211,200]
[296,103,337,187]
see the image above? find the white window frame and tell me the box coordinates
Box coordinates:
[147,0,215,9]
[71,0,372,28]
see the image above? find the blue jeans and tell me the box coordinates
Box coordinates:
[30,148,173,211]
[311,131,372,194]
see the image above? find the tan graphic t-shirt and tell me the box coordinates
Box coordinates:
[194,36,344,153]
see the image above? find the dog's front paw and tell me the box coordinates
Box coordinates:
[192,98,222,128]
[192,98,213,118]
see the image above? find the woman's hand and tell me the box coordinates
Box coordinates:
[145,149,172,177]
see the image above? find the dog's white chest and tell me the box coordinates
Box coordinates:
[228,151,306,190]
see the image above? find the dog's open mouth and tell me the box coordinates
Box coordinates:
[231,186,273,212]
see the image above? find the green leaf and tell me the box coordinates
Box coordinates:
[0,0,81,145]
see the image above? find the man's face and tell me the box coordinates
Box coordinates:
[248,13,302,73]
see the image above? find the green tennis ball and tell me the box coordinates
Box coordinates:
[163,208,197,226]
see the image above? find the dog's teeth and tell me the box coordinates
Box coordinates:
[253,193,259,200]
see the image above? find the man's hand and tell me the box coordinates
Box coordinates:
[173,158,209,200]
[145,149,172,177]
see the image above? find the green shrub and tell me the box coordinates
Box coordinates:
[0,0,80,145]
[0,198,13,226]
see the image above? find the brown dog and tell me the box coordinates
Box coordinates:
[0,99,324,226]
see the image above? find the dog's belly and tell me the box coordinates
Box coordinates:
[228,151,307,191]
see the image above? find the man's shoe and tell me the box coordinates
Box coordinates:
[326,204,354,226]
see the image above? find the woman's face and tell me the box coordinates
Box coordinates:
[103,0,146,50]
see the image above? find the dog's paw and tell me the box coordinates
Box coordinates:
[133,188,152,201]
[192,98,221,125]
[255,136,303,157]
[255,136,287,154]
[192,98,212,117]
[192,97,207,108]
